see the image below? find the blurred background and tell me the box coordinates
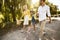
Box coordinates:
[0,0,60,28]
[0,0,60,40]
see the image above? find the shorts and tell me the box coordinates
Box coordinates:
[31,16,36,25]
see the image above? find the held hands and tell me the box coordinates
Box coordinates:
[36,12,39,17]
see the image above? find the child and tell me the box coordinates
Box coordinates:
[30,9,36,31]
[21,5,30,32]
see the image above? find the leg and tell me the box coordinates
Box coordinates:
[31,22,36,31]
[31,22,33,28]
[23,25,26,30]
[33,24,36,31]
[39,20,46,38]
[20,25,26,32]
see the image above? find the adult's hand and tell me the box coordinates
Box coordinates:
[48,16,52,23]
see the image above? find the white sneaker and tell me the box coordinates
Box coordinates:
[33,30,35,32]
[39,38,41,40]
[24,37,26,40]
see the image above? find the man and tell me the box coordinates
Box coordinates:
[37,0,51,40]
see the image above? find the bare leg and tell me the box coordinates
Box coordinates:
[23,25,26,29]
[31,23,36,31]
[20,25,26,32]
[33,24,36,31]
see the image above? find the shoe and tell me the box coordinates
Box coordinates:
[43,32,47,36]
[24,37,26,40]
[20,29,24,33]
[39,38,41,40]
[33,30,35,32]
[26,30,30,34]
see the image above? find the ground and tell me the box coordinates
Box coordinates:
[0,19,60,40]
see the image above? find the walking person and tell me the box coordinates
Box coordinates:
[37,0,51,40]
[30,9,36,31]
[21,5,30,32]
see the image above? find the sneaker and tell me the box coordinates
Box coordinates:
[26,30,30,34]
[24,37,26,40]
[39,38,41,40]
[33,30,35,32]
[20,29,24,33]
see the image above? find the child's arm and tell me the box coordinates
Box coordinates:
[20,12,25,19]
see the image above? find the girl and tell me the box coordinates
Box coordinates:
[21,5,30,32]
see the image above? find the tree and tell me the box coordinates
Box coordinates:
[4,0,27,22]
[46,2,58,15]
[0,0,30,22]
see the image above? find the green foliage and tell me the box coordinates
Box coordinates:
[58,11,60,14]
[0,0,30,23]
[46,2,58,15]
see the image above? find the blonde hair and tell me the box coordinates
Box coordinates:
[23,5,27,9]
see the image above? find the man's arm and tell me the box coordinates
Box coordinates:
[47,6,51,23]
[49,16,51,23]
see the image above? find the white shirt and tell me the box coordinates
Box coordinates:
[38,5,51,21]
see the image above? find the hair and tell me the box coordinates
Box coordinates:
[40,0,45,2]
[39,0,45,5]
[23,4,28,11]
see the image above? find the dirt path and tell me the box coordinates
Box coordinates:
[0,20,60,40]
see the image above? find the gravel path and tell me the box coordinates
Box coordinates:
[0,20,60,40]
